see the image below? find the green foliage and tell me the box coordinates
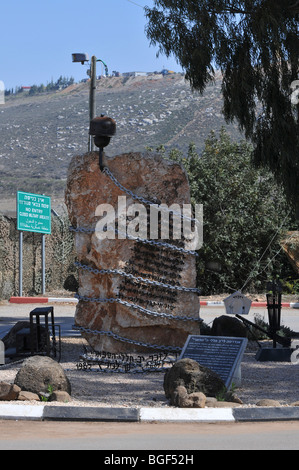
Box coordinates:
[40,384,54,402]
[145,1,299,212]
[282,277,299,295]
[156,129,293,294]
[18,76,75,96]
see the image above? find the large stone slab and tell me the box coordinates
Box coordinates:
[65,151,201,353]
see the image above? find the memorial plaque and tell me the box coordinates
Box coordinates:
[180,335,248,389]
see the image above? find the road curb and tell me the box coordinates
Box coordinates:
[8,297,299,308]
[232,406,299,422]
[9,297,78,304]
[1,405,299,422]
[42,406,139,422]
[200,300,299,308]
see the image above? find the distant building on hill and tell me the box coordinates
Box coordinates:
[122,72,148,78]
[161,69,175,76]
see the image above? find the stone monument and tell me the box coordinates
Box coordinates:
[65,151,201,353]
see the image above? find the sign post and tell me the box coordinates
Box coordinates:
[16,191,51,296]
[19,230,23,297]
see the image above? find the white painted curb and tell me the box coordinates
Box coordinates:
[0,404,45,420]
[139,407,235,422]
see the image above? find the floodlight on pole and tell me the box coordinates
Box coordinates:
[72,53,90,65]
[72,53,109,152]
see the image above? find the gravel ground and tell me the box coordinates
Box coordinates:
[1,337,299,408]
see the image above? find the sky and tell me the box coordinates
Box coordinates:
[0,0,182,90]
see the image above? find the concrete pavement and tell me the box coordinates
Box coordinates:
[0,298,299,423]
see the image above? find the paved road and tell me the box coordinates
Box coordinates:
[1,302,298,340]
[0,302,79,339]
[1,420,299,450]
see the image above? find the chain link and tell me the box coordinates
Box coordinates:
[103,166,197,223]
[75,292,201,323]
[69,226,198,257]
[115,227,199,256]
[72,324,182,352]
[75,261,200,293]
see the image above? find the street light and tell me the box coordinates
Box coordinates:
[255,279,293,362]
[266,280,282,349]
[72,53,109,152]
[71,53,89,65]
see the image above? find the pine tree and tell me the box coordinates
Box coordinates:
[145,0,299,215]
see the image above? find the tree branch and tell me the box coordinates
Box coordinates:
[218,7,253,15]
[289,0,299,13]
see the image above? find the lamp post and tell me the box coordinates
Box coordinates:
[266,280,282,349]
[256,280,293,361]
[72,53,109,152]
[89,55,97,152]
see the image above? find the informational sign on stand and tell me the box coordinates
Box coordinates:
[180,335,248,389]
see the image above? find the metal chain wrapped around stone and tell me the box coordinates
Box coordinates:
[69,226,198,256]
[103,166,197,223]
[75,261,200,293]
[69,161,200,355]
[72,324,182,352]
[74,291,200,323]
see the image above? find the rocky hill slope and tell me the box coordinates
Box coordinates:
[0,73,242,213]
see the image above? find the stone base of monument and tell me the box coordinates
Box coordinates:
[256,347,292,362]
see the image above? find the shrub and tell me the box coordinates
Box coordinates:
[160,129,294,294]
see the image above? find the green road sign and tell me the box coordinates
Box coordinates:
[17,191,51,234]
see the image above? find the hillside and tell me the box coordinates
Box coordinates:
[0,72,242,214]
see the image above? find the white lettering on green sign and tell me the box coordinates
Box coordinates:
[17,191,51,234]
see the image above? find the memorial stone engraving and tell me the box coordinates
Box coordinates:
[180,335,248,388]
